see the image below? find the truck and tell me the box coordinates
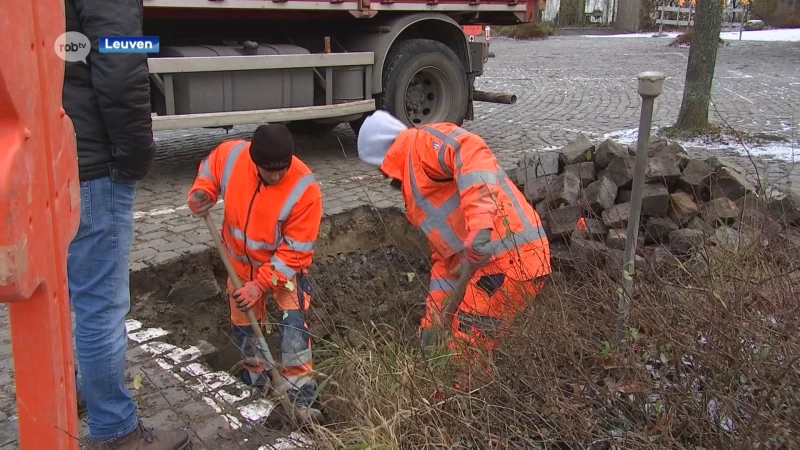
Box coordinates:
[143,0,543,134]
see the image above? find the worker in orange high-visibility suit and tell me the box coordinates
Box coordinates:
[186,124,322,414]
[357,111,551,353]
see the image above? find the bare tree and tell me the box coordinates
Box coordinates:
[675,0,724,130]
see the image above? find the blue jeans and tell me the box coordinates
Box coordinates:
[68,176,138,441]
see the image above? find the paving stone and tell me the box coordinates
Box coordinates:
[559,133,595,165]
[686,216,715,235]
[581,176,617,213]
[580,218,608,240]
[668,191,701,225]
[544,205,583,239]
[605,249,647,276]
[645,154,682,186]
[669,229,706,254]
[678,159,712,199]
[545,170,582,207]
[711,225,740,251]
[602,203,631,229]
[707,166,756,201]
[606,229,628,250]
[648,140,689,168]
[640,183,670,217]
[565,162,596,187]
[703,197,740,225]
[594,139,628,170]
[521,152,561,181]
[569,238,609,266]
[150,251,182,266]
[524,174,559,204]
[535,199,551,217]
[643,216,679,244]
[767,188,800,225]
[601,156,636,189]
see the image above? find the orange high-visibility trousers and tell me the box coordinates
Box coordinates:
[422,270,544,352]
[225,273,314,393]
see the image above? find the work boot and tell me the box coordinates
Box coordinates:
[289,383,322,423]
[89,421,191,450]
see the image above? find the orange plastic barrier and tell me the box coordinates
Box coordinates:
[0,1,80,448]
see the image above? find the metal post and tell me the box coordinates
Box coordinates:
[656,0,666,36]
[616,71,666,340]
[738,2,747,41]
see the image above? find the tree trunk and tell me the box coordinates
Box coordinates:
[675,0,724,130]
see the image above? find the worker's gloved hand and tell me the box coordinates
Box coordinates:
[464,228,495,266]
[187,190,213,216]
[232,280,266,312]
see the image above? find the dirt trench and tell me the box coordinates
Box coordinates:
[129,206,432,373]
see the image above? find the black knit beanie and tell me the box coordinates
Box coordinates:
[249,124,294,170]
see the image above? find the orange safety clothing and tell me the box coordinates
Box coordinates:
[188,138,321,391]
[380,123,551,346]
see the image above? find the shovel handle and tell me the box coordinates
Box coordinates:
[201,214,295,420]
[438,262,475,330]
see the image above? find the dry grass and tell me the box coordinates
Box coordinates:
[301,198,800,449]
[493,22,555,40]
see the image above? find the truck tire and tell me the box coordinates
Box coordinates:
[348,115,367,135]
[382,39,468,127]
[286,120,339,135]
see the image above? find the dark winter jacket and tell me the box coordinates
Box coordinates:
[63,0,156,182]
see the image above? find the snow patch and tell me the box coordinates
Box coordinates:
[604,128,798,163]
[583,28,800,42]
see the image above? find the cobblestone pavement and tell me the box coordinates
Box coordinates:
[1,35,799,448]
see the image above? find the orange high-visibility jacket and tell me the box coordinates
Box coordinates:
[188,139,323,286]
[381,123,551,282]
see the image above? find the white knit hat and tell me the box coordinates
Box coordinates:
[357,110,408,167]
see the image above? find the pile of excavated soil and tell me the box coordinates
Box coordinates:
[307,246,431,344]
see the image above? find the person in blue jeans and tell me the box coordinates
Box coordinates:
[63,0,191,448]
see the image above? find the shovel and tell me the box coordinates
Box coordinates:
[200,213,298,425]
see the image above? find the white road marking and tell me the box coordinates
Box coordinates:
[128,328,170,343]
[124,316,308,444]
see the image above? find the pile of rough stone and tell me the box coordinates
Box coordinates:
[509,134,800,273]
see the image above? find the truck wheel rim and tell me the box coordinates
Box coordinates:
[403,66,451,126]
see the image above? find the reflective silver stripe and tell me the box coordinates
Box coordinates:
[278,174,317,222]
[408,157,546,259]
[270,255,296,279]
[407,153,464,254]
[457,310,502,335]
[284,237,314,252]
[422,126,467,177]
[457,170,498,191]
[224,241,263,267]
[219,142,247,198]
[282,348,312,367]
[285,374,313,390]
[489,171,547,253]
[429,277,458,293]
[198,157,213,179]
[228,224,278,252]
